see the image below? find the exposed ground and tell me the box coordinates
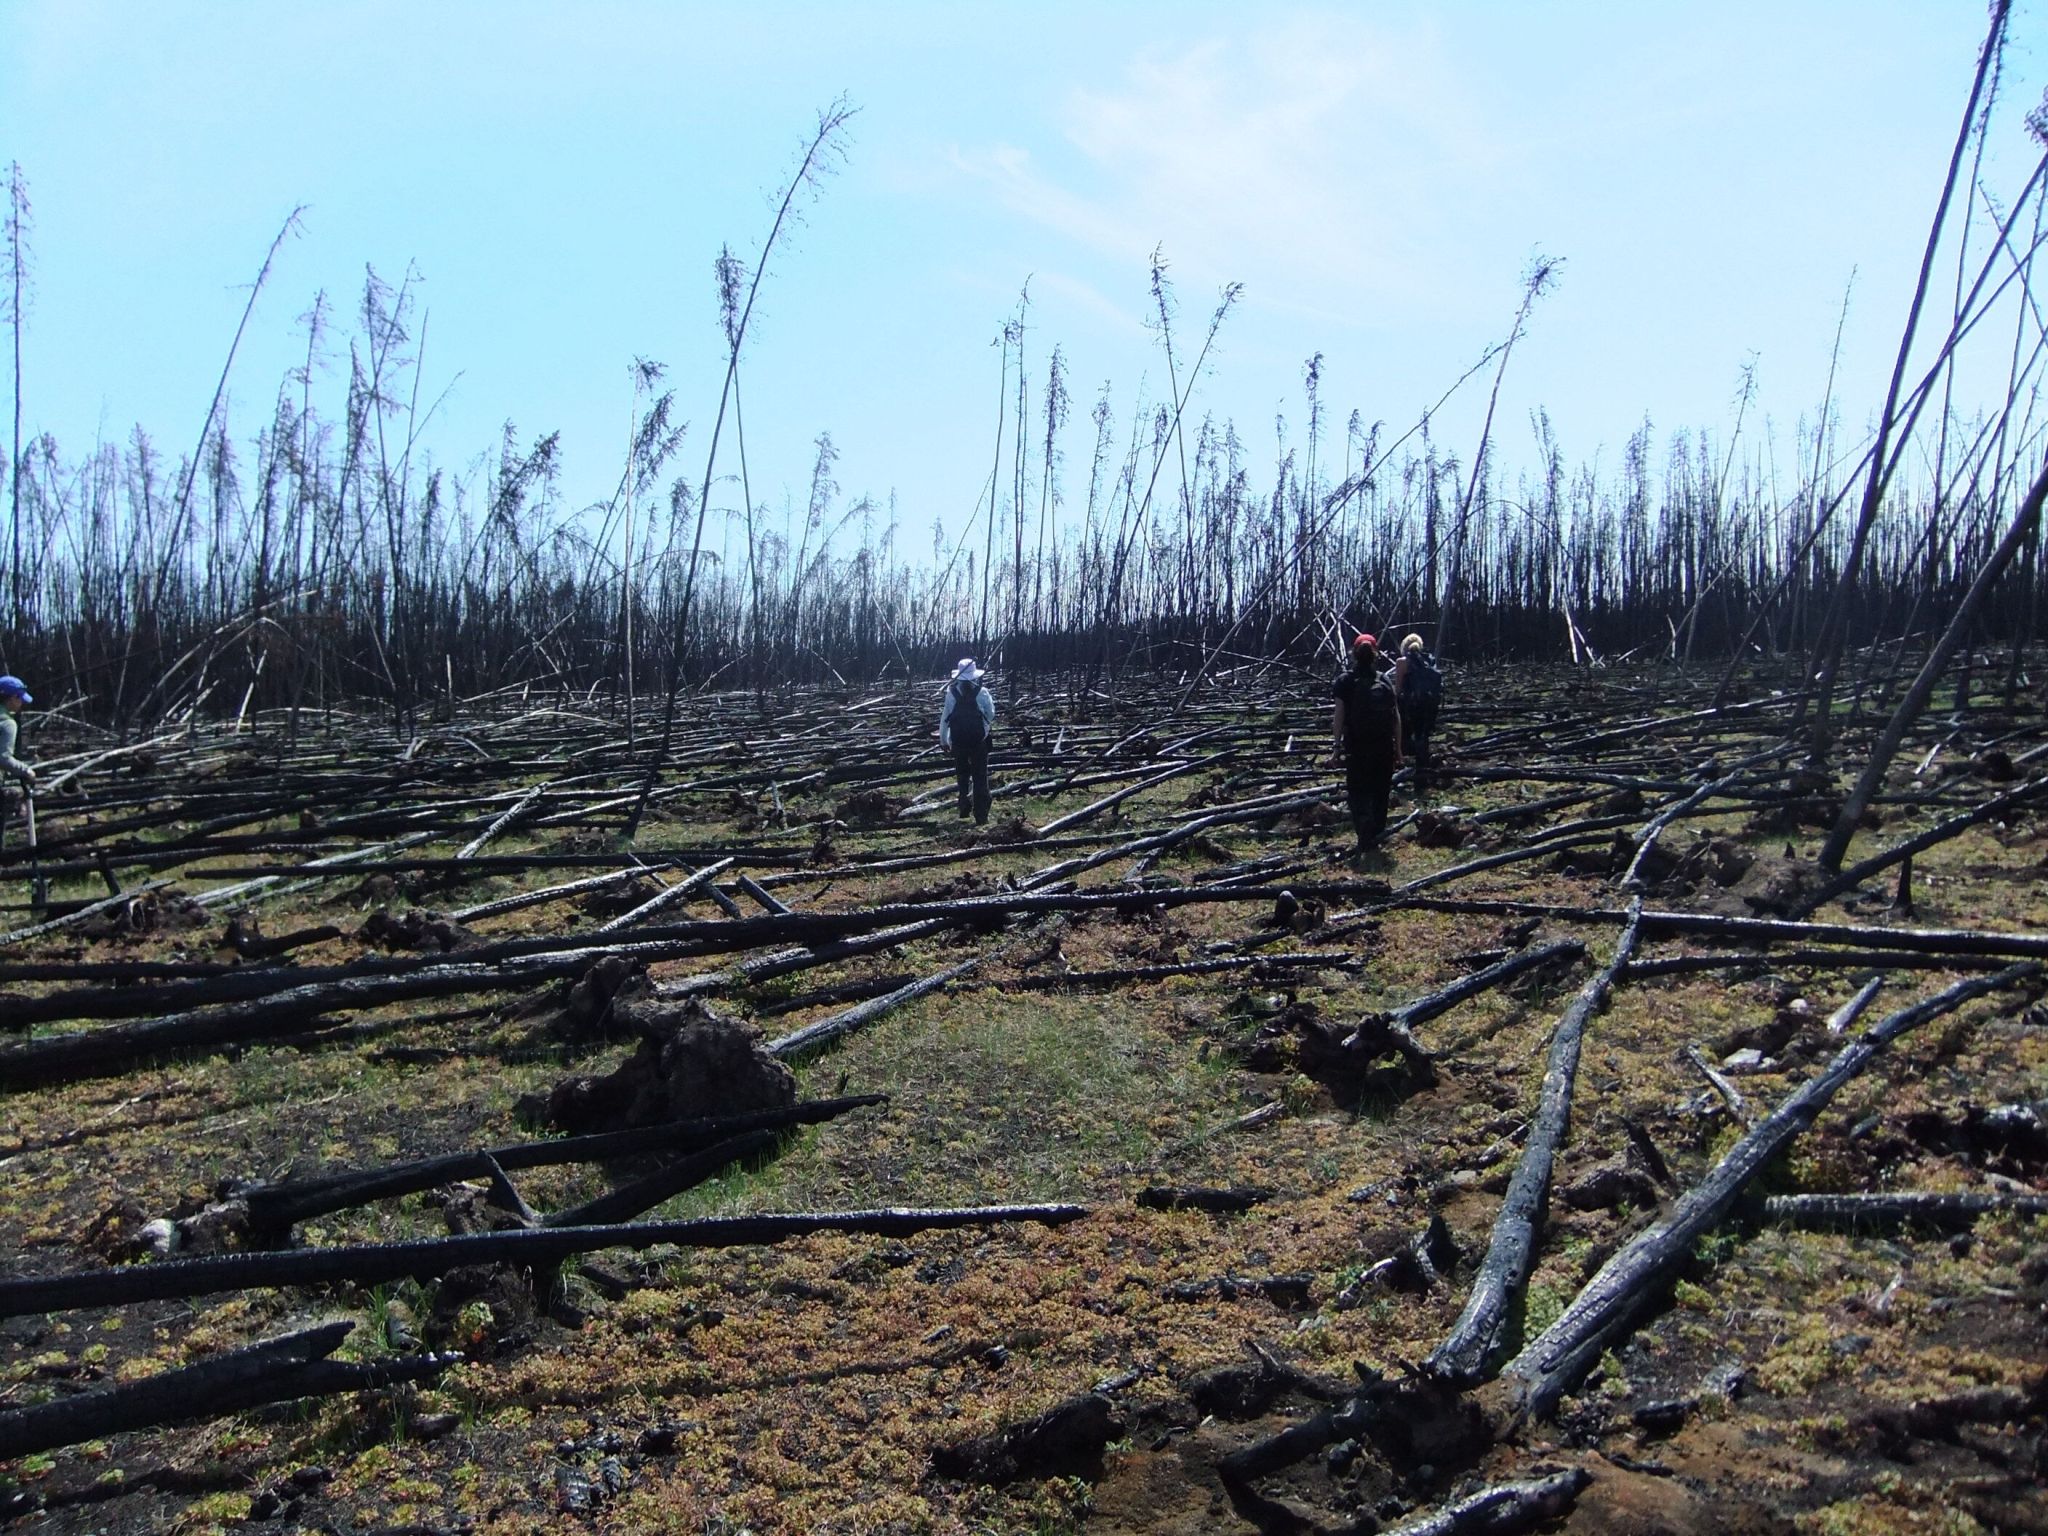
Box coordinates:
[1,666,2044,1535]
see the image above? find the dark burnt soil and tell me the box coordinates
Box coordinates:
[1,670,2044,1535]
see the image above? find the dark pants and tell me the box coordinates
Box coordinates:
[953,742,991,824]
[1403,701,1439,793]
[1345,750,1395,845]
[1405,730,1432,793]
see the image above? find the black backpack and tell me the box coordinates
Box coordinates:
[949,678,987,749]
[1348,672,1399,748]
[1401,653,1443,712]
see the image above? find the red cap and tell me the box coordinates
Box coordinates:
[1353,633,1377,650]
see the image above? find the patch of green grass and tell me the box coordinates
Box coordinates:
[1521,1279,1569,1339]
[683,985,1255,1209]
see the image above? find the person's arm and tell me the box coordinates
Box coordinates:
[1390,695,1405,766]
[1331,697,1347,759]
[938,689,954,749]
[0,716,28,784]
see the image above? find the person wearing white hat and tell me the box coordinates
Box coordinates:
[937,658,997,825]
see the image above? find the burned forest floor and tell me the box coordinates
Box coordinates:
[1,663,2045,1536]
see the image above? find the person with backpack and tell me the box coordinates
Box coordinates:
[938,658,996,825]
[1392,633,1443,791]
[1332,635,1402,850]
[0,674,34,854]
[0,675,33,794]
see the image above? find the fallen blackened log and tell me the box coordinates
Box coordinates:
[448,860,691,924]
[1395,834,1614,896]
[766,951,989,1060]
[1825,976,1888,1034]
[0,957,432,1030]
[1624,948,2012,980]
[594,858,736,933]
[0,955,239,984]
[751,972,918,1017]
[0,953,627,1089]
[1021,792,1332,890]
[1345,941,1585,1049]
[1036,754,1219,836]
[0,946,538,1029]
[0,1204,1089,1318]
[542,1130,780,1227]
[456,781,552,859]
[1426,902,1644,1385]
[929,1391,1123,1484]
[1635,911,2048,960]
[723,883,1102,990]
[1378,1468,1591,1536]
[733,872,794,917]
[244,1097,887,1233]
[1499,964,2041,1421]
[15,878,1390,1032]
[997,953,1348,991]
[196,829,443,911]
[732,917,955,985]
[0,1321,453,1460]
[0,878,175,948]
[1403,897,2048,962]
[1762,1190,2048,1228]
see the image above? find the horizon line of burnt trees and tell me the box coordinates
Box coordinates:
[2,39,2046,733]
[0,286,2039,730]
[3,363,2039,729]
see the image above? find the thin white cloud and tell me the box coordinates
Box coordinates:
[951,12,1515,321]
[1030,269,1151,340]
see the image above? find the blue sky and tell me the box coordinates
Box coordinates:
[3,1,2043,561]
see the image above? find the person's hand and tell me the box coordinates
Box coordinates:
[19,767,33,790]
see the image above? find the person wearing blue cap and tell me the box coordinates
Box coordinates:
[0,675,32,792]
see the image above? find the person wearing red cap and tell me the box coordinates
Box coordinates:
[1332,634,1402,851]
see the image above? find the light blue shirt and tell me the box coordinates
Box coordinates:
[0,713,28,783]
